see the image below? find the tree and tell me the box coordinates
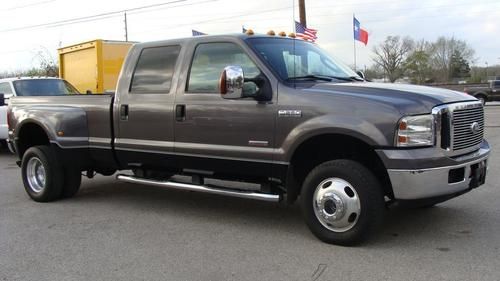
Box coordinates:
[31,47,59,77]
[0,47,59,79]
[450,49,471,79]
[372,36,414,82]
[404,40,432,84]
[430,36,475,82]
[364,64,384,80]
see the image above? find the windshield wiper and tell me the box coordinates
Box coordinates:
[286,75,333,82]
[286,75,364,82]
[326,75,364,82]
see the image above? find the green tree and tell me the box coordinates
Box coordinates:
[404,40,432,84]
[450,49,471,79]
[430,36,475,82]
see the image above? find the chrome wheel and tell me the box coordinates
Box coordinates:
[313,177,361,232]
[26,157,46,193]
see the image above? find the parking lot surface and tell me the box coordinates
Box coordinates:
[1,107,499,281]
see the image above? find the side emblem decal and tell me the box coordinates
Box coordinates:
[278,110,302,118]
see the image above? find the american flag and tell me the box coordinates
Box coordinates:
[295,21,318,42]
[192,30,206,36]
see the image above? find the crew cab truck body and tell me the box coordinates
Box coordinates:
[464,80,500,105]
[7,34,490,245]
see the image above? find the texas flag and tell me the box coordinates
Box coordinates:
[353,17,368,45]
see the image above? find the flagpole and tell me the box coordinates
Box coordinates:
[353,13,357,71]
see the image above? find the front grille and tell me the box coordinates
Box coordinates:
[452,105,484,151]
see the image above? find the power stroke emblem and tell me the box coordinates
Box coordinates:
[278,110,302,117]
[470,122,480,134]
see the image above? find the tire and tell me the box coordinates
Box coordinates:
[21,146,64,202]
[61,168,82,199]
[300,160,385,246]
[476,95,486,106]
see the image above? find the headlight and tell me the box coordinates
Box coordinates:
[395,114,435,147]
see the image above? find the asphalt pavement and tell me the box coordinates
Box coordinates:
[0,107,499,281]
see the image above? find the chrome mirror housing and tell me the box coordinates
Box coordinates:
[219,65,245,99]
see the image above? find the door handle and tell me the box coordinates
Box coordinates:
[176,104,186,121]
[120,104,129,121]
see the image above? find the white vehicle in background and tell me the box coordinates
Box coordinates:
[0,101,7,149]
[0,77,80,152]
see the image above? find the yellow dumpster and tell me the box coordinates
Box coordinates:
[58,39,135,93]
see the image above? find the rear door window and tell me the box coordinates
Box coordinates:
[130,45,181,93]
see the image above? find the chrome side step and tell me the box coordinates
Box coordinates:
[116,174,281,202]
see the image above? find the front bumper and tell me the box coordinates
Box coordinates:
[380,140,490,200]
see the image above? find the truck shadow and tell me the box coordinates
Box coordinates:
[72,176,479,247]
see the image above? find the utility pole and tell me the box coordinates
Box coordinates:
[124,12,128,42]
[299,0,306,27]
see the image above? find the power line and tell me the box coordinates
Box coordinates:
[141,4,294,34]
[0,0,56,12]
[46,0,217,29]
[0,0,189,33]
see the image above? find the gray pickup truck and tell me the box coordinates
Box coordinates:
[464,80,500,105]
[6,34,490,245]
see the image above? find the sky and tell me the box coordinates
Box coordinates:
[0,0,499,73]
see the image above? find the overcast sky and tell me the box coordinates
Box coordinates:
[0,0,498,73]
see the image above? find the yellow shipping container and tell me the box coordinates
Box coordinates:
[58,39,135,94]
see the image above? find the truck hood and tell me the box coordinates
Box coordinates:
[306,82,477,115]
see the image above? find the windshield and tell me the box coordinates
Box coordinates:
[13,79,80,96]
[246,37,359,82]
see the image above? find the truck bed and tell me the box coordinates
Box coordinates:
[9,94,115,167]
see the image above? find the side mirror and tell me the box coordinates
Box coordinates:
[219,66,245,99]
[356,70,366,80]
[0,93,5,107]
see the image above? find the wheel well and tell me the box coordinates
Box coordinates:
[474,93,487,100]
[17,123,50,157]
[288,134,393,202]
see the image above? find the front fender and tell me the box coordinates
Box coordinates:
[278,114,390,163]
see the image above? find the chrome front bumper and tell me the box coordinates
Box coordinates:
[387,145,490,200]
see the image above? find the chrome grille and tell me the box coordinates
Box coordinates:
[452,105,484,151]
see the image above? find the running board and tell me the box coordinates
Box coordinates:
[116,174,280,202]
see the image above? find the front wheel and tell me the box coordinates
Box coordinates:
[300,160,385,246]
[21,146,64,202]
